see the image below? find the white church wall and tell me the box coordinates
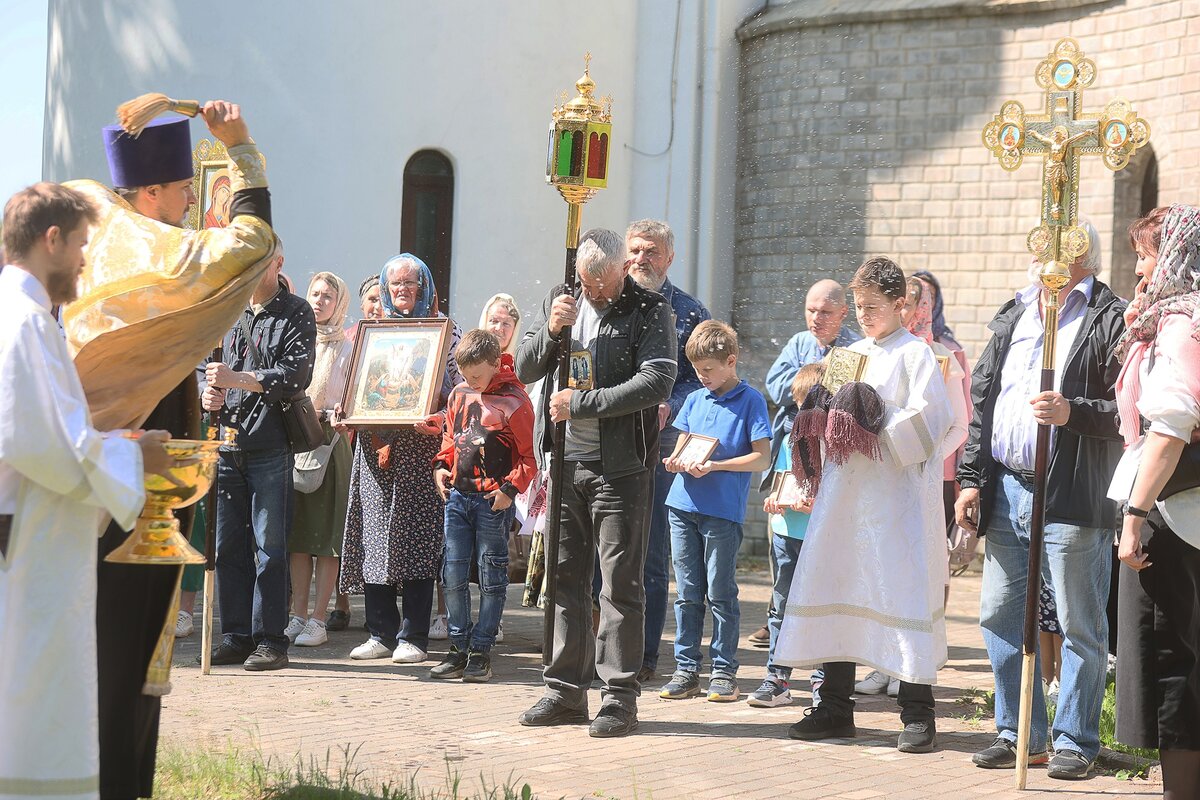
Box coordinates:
[43,1,645,325]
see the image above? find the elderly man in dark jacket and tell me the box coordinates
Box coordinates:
[515,228,677,738]
[956,224,1126,780]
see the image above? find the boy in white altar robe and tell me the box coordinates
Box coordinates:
[0,183,171,800]
[775,256,953,753]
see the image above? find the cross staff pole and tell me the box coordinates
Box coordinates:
[982,37,1149,789]
[201,343,222,675]
[541,56,613,666]
[1015,245,1069,788]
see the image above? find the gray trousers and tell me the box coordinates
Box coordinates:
[545,460,650,711]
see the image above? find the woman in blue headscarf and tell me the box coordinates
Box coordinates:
[339,253,462,664]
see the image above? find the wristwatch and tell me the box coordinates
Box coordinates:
[1124,503,1150,518]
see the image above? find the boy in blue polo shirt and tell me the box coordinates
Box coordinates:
[658,320,771,703]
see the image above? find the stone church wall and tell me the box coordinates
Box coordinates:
[732,0,1199,552]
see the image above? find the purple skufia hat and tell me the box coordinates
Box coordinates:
[103,116,193,188]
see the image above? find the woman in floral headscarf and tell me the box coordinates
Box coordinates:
[286,271,355,647]
[339,254,463,664]
[1112,204,1200,799]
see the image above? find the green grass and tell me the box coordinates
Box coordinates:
[155,739,539,800]
[959,677,1159,779]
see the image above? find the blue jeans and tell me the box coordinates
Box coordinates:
[215,448,293,654]
[442,489,514,653]
[669,508,742,678]
[767,534,802,680]
[980,470,1112,760]
[642,455,675,671]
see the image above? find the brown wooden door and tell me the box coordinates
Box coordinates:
[400,150,454,315]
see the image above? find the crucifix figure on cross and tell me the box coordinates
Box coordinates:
[981,37,1151,792]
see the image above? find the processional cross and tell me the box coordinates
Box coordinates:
[981,37,1149,791]
[984,37,1150,278]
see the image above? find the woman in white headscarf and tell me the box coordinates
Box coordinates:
[286,271,354,647]
[479,293,522,355]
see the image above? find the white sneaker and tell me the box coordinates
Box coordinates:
[886,677,900,697]
[174,610,194,638]
[284,615,306,643]
[295,617,328,647]
[495,621,504,643]
[854,670,890,695]
[429,615,448,640]
[350,638,393,660]
[1045,678,1060,707]
[392,641,428,663]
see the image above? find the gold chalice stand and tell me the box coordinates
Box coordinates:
[105,432,230,695]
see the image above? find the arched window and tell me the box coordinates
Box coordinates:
[1110,145,1157,299]
[401,150,454,315]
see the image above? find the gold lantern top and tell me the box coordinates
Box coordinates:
[548,53,613,205]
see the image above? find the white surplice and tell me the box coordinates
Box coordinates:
[0,266,144,800]
[775,327,953,684]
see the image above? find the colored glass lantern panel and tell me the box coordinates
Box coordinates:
[546,124,556,180]
[556,131,573,177]
[570,130,584,177]
[582,123,612,189]
[587,132,604,178]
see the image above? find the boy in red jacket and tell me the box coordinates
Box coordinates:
[430,329,537,681]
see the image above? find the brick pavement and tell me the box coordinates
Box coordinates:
[163,572,1158,799]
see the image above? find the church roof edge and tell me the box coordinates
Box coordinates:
[736,0,1114,41]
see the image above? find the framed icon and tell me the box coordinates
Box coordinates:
[339,318,453,428]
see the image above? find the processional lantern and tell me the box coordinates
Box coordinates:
[539,54,612,665]
[981,37,1149,790]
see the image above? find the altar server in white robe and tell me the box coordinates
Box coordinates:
[0,183,170,800]
[777,256,952,754]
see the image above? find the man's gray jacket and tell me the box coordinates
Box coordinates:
[516,276,678,481]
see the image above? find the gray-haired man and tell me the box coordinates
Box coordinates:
[515,228,677,737]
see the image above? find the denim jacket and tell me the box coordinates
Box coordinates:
[659,278,711,442]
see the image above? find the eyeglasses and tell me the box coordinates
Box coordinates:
[392,280,420,291]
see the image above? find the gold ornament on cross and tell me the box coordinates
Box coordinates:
[982,37,1150,281]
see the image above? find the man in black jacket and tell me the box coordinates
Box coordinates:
[956,224,1126,780]
[515,228,677,738]
[203,241,316,672]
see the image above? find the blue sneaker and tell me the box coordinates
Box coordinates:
[747,677,793,707]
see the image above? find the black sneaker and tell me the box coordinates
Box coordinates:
[243,645,288,672]
[204,642,253,666]
[589,704,638,738]
[517,697,589,727]
[429,646,468,680]
[787,705,856,740]
[971,737,1049,769]
[897,720,937,753]
[326,609,350,632]
[463,650,492,683]
[659,670,701,699]
[1046,749,1094,780]
[635,665,657,685]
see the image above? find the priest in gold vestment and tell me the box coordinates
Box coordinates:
[64,101,276,800]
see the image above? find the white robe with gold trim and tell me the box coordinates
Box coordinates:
[0,267,144,800]
[775,327,953,684]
